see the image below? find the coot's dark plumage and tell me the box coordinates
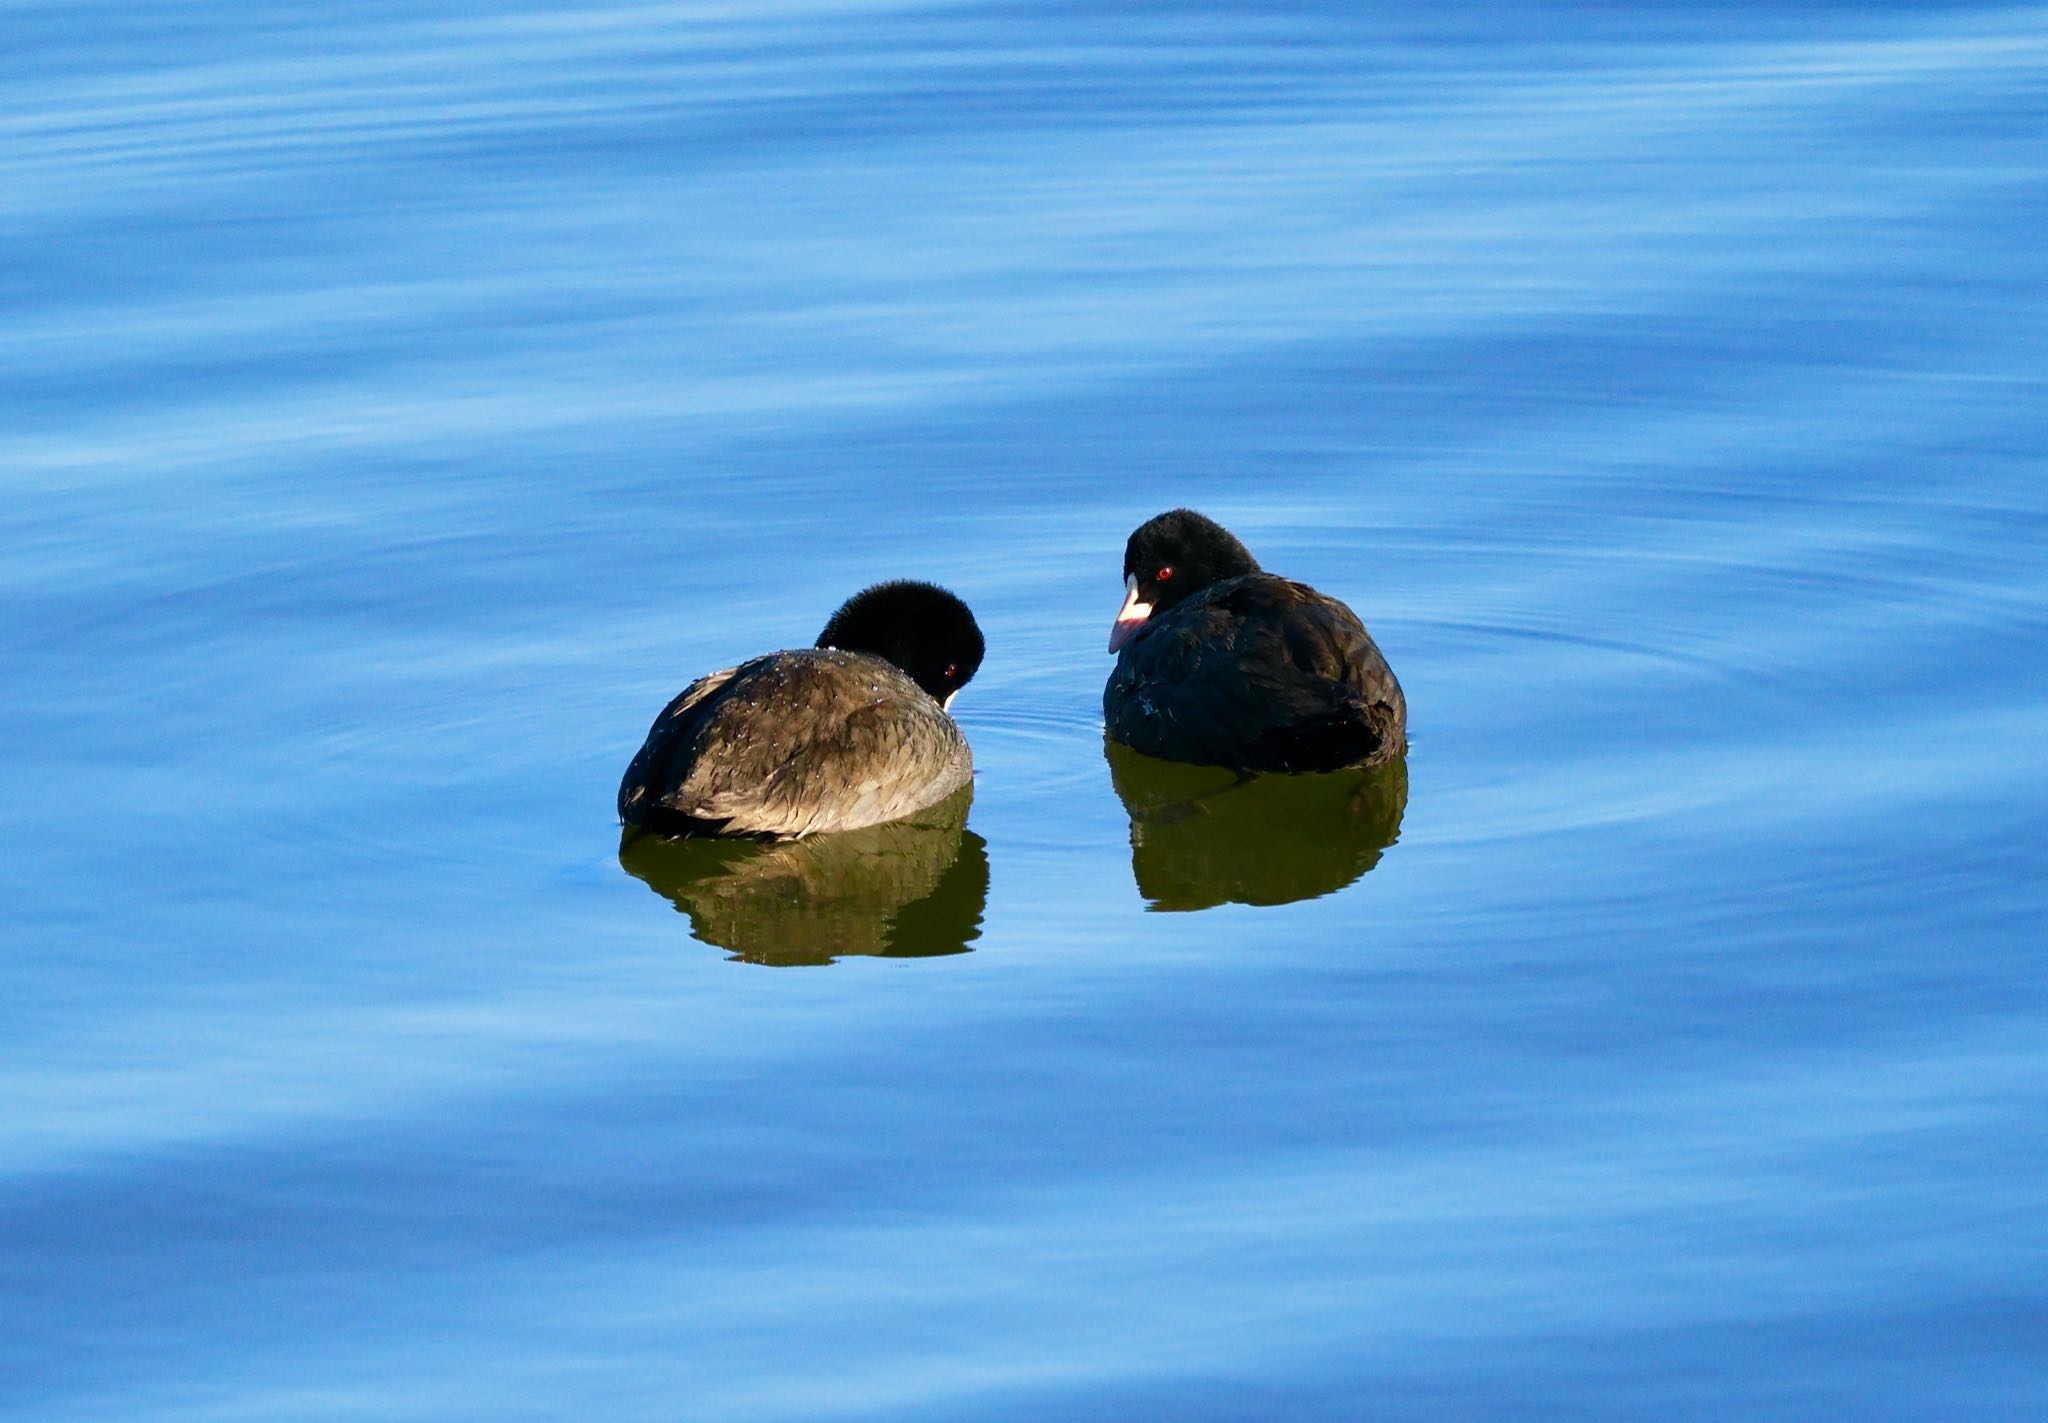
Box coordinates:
[619,581,984,839]
[1103,509,1405,772]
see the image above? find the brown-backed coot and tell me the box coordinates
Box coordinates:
[1104,509,1405,771]
[619,581,984,838]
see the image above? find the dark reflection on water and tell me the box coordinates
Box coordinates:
[617,788,987,966]
[1105,740,1407,911]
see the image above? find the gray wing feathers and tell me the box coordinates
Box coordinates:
[617,666,738,822]
[625,650,971,838]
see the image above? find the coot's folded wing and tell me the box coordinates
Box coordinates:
[618,664,739,824]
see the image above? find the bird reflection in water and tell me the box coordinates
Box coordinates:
[618,787,987,965]
[1105,740,1407,911]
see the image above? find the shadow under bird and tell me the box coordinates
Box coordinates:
[618,581,984,838]
[1104,509,1406,772]
[1105,741,1406,911]
[619,786,988,965]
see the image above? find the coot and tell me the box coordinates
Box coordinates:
[1104,509,1405,771]
[620,581,984,838]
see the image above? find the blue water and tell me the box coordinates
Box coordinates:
[5,2,2046,1418]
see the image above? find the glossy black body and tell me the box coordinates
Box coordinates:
[1105,512,1405,772]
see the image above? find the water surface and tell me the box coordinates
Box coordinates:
[4,2,2046,1419]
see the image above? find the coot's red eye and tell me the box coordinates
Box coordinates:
[1156,566,1173,582]
[944,664,957,678]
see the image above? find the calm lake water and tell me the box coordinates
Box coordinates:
[5,2,2046,1418]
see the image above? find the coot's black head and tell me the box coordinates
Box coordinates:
[816,580,985,707]
[1109,509,1260,652]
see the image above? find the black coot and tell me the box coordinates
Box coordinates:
[1103,509,1405,771]
[620,581,984,838]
